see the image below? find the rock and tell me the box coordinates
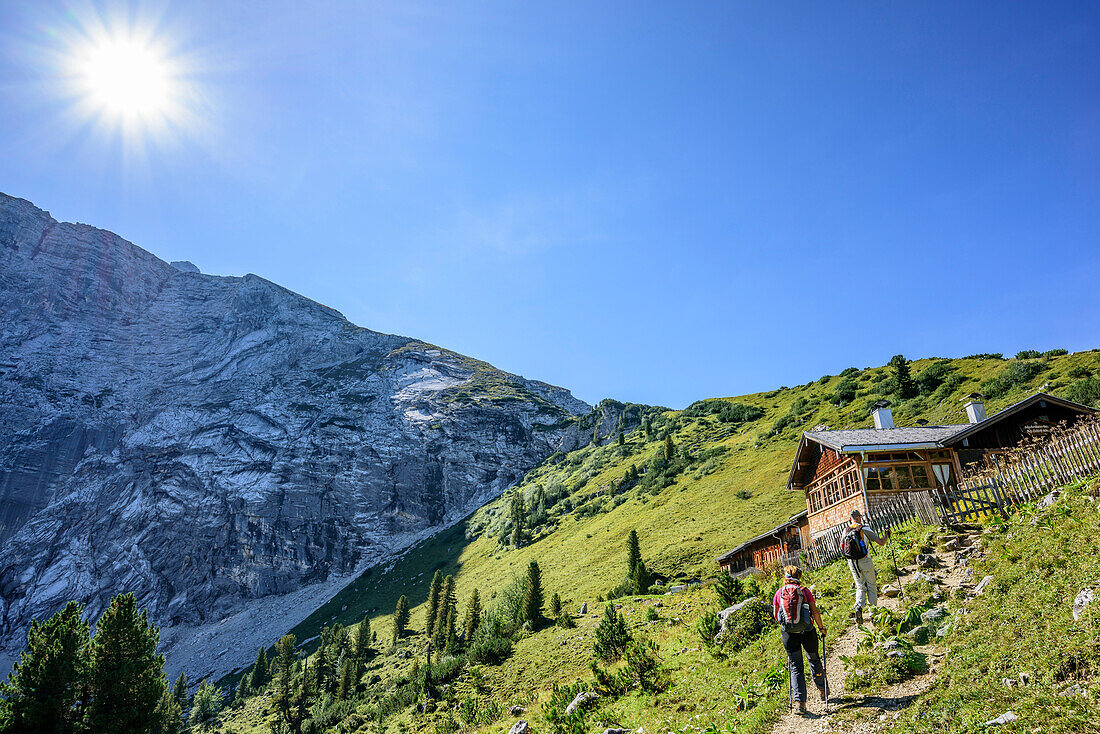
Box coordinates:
[909,571,935,584]
[654,601,663,608]
[508,721,529,734]
[1036,491,1061,510]
[921,606,948,625]
[974,575,994,596]
[905,625,930,645]
[878,640,900,652]
[886,650,905,658]
[982,711,1018,726]
[916,554,940,569]
[509,706,525,716]
[936,622,953,638]
[944,538,960,551]
[1018,673,1029,685]
[1073,585,1097,621]
[881,585,901,598]
[1000,677,1016,687]
[601,729,631,734]
[0,194,601,683]
[579,602,588,615]
[564,691,598,715]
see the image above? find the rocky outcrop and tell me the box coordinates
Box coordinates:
[0,193,591,676]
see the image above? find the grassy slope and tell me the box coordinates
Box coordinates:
[221,349,1100,732]
[885,477,1100,734]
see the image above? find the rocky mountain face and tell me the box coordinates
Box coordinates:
[0,193,592,676]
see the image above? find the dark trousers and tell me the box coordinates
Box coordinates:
[782,629,825,703]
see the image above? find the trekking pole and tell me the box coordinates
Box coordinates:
[820,628,830,715]
[886,530,903,598]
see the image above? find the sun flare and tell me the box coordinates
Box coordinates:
[74,34,175,123]
[80,37,172,120]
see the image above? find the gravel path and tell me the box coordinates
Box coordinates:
[769,529,978,734]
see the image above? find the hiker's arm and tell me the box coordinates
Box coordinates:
[876,528,892,545]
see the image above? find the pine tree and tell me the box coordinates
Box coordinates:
[715,573,742,607]
[522,560,545,626]
[153,680,183,734]
[336,659,357,701]
[188,679,224,730]
[172,672,188,712]
[425,570,444,635]
[890,354,917,400]
[463,589,482,641]
[0,600,88,734]
[84,593,167,734]
[632,560,652,595]
[421,644,433,697]
[592,425,600,445]
[509,490,526,547]
[392,595,410,644]
[663,434,675,463]
[441,576,457,647]
[626,530,642,574]
[617,430,625,446]
[354,616,371,662]
[593,603,631,661]
[250,646,269,690]
[549,592,562,618]
[234,673,250,704]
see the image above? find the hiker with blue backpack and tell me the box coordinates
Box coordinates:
[773,565,827,715]
[842,509,891,624]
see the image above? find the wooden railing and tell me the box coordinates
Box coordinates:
[937,418,1100,524]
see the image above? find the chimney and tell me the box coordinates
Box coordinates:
[871,400,895,430]
[964,393,987,424]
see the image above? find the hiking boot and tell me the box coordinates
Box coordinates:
[818,685,828,702]
[796,701,808,716]
[853,608,863,624]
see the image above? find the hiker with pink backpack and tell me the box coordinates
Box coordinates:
[773,565,827,715]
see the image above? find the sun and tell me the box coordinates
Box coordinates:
[74,34,175,123]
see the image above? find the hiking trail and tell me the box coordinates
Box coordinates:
[769,526,981,734]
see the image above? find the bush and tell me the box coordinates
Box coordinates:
[840,367,860,377]
[981,360,1046,398]
[1016,350,1041,360]
[915,360,953,396]
[1043,348,1068,357]
[594,604,631,661]
[1065,376,1100,407]
[622,637,669,693]
[830,378,859,406]
[719,600,772,652]
[696,610,721,648]
[645,607,659,622]
[467,636,512,665]
[715,574,743,607]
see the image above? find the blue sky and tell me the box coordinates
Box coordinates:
[1,2,1098,408]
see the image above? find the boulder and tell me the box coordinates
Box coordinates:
[920,606,948,625]
[564,691,598,715]
[905,625,930,645]
[1073,585,1098,621]
[974,575,994,596]
[881,585,901,598]
[916,554,940,569]
[982,711,1018,726]
[886,650,905,659]
[601,730,632,734]
[508,721,530,734]
[579,602,588,615]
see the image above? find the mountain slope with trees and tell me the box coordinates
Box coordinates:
[210,348,1100,733]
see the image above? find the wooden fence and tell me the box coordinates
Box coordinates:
[733,418,1100,576]
[937,418,1100,524]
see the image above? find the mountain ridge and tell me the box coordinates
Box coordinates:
[0,192,595,681]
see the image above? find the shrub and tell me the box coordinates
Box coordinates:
[719,601,772,653]
[830,378,859,406]
[696,610,721,649]
[715,573,742,607]
[623,637,669,693]
[468,636,512,665]
[645,606,659,622]
[735,488,752,500]
[1043,348,1068,357]
[915,360,953,396]
[840,367,860,377]
[1065,376,1100,407]
[1016,350,1041,360]
[594,604,631,661]
[981,360,1046,397]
